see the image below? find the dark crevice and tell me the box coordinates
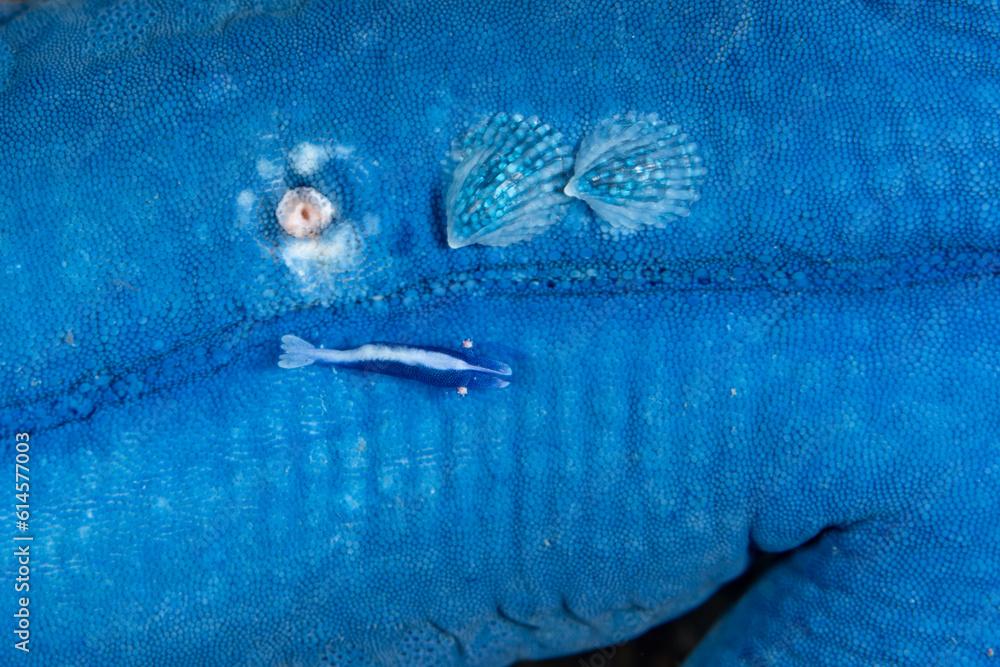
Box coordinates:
[560,596,599,633]
[428,620,467,658]
[519,552,781,666]
[497,605,542,631]
[626,600,651,614]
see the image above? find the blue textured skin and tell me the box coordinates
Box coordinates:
[2,1,1000,664]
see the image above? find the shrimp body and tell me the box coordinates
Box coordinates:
[278,335,512,390]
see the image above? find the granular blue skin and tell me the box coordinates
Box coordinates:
[1,1,999,665]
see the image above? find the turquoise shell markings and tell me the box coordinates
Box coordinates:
[565,114,707,232]
[446,113,573,248]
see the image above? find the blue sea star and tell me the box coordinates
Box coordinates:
[1,1,998,664]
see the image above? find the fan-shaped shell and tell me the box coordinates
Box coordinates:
[446,113,573,248]
[565,114,707,232]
